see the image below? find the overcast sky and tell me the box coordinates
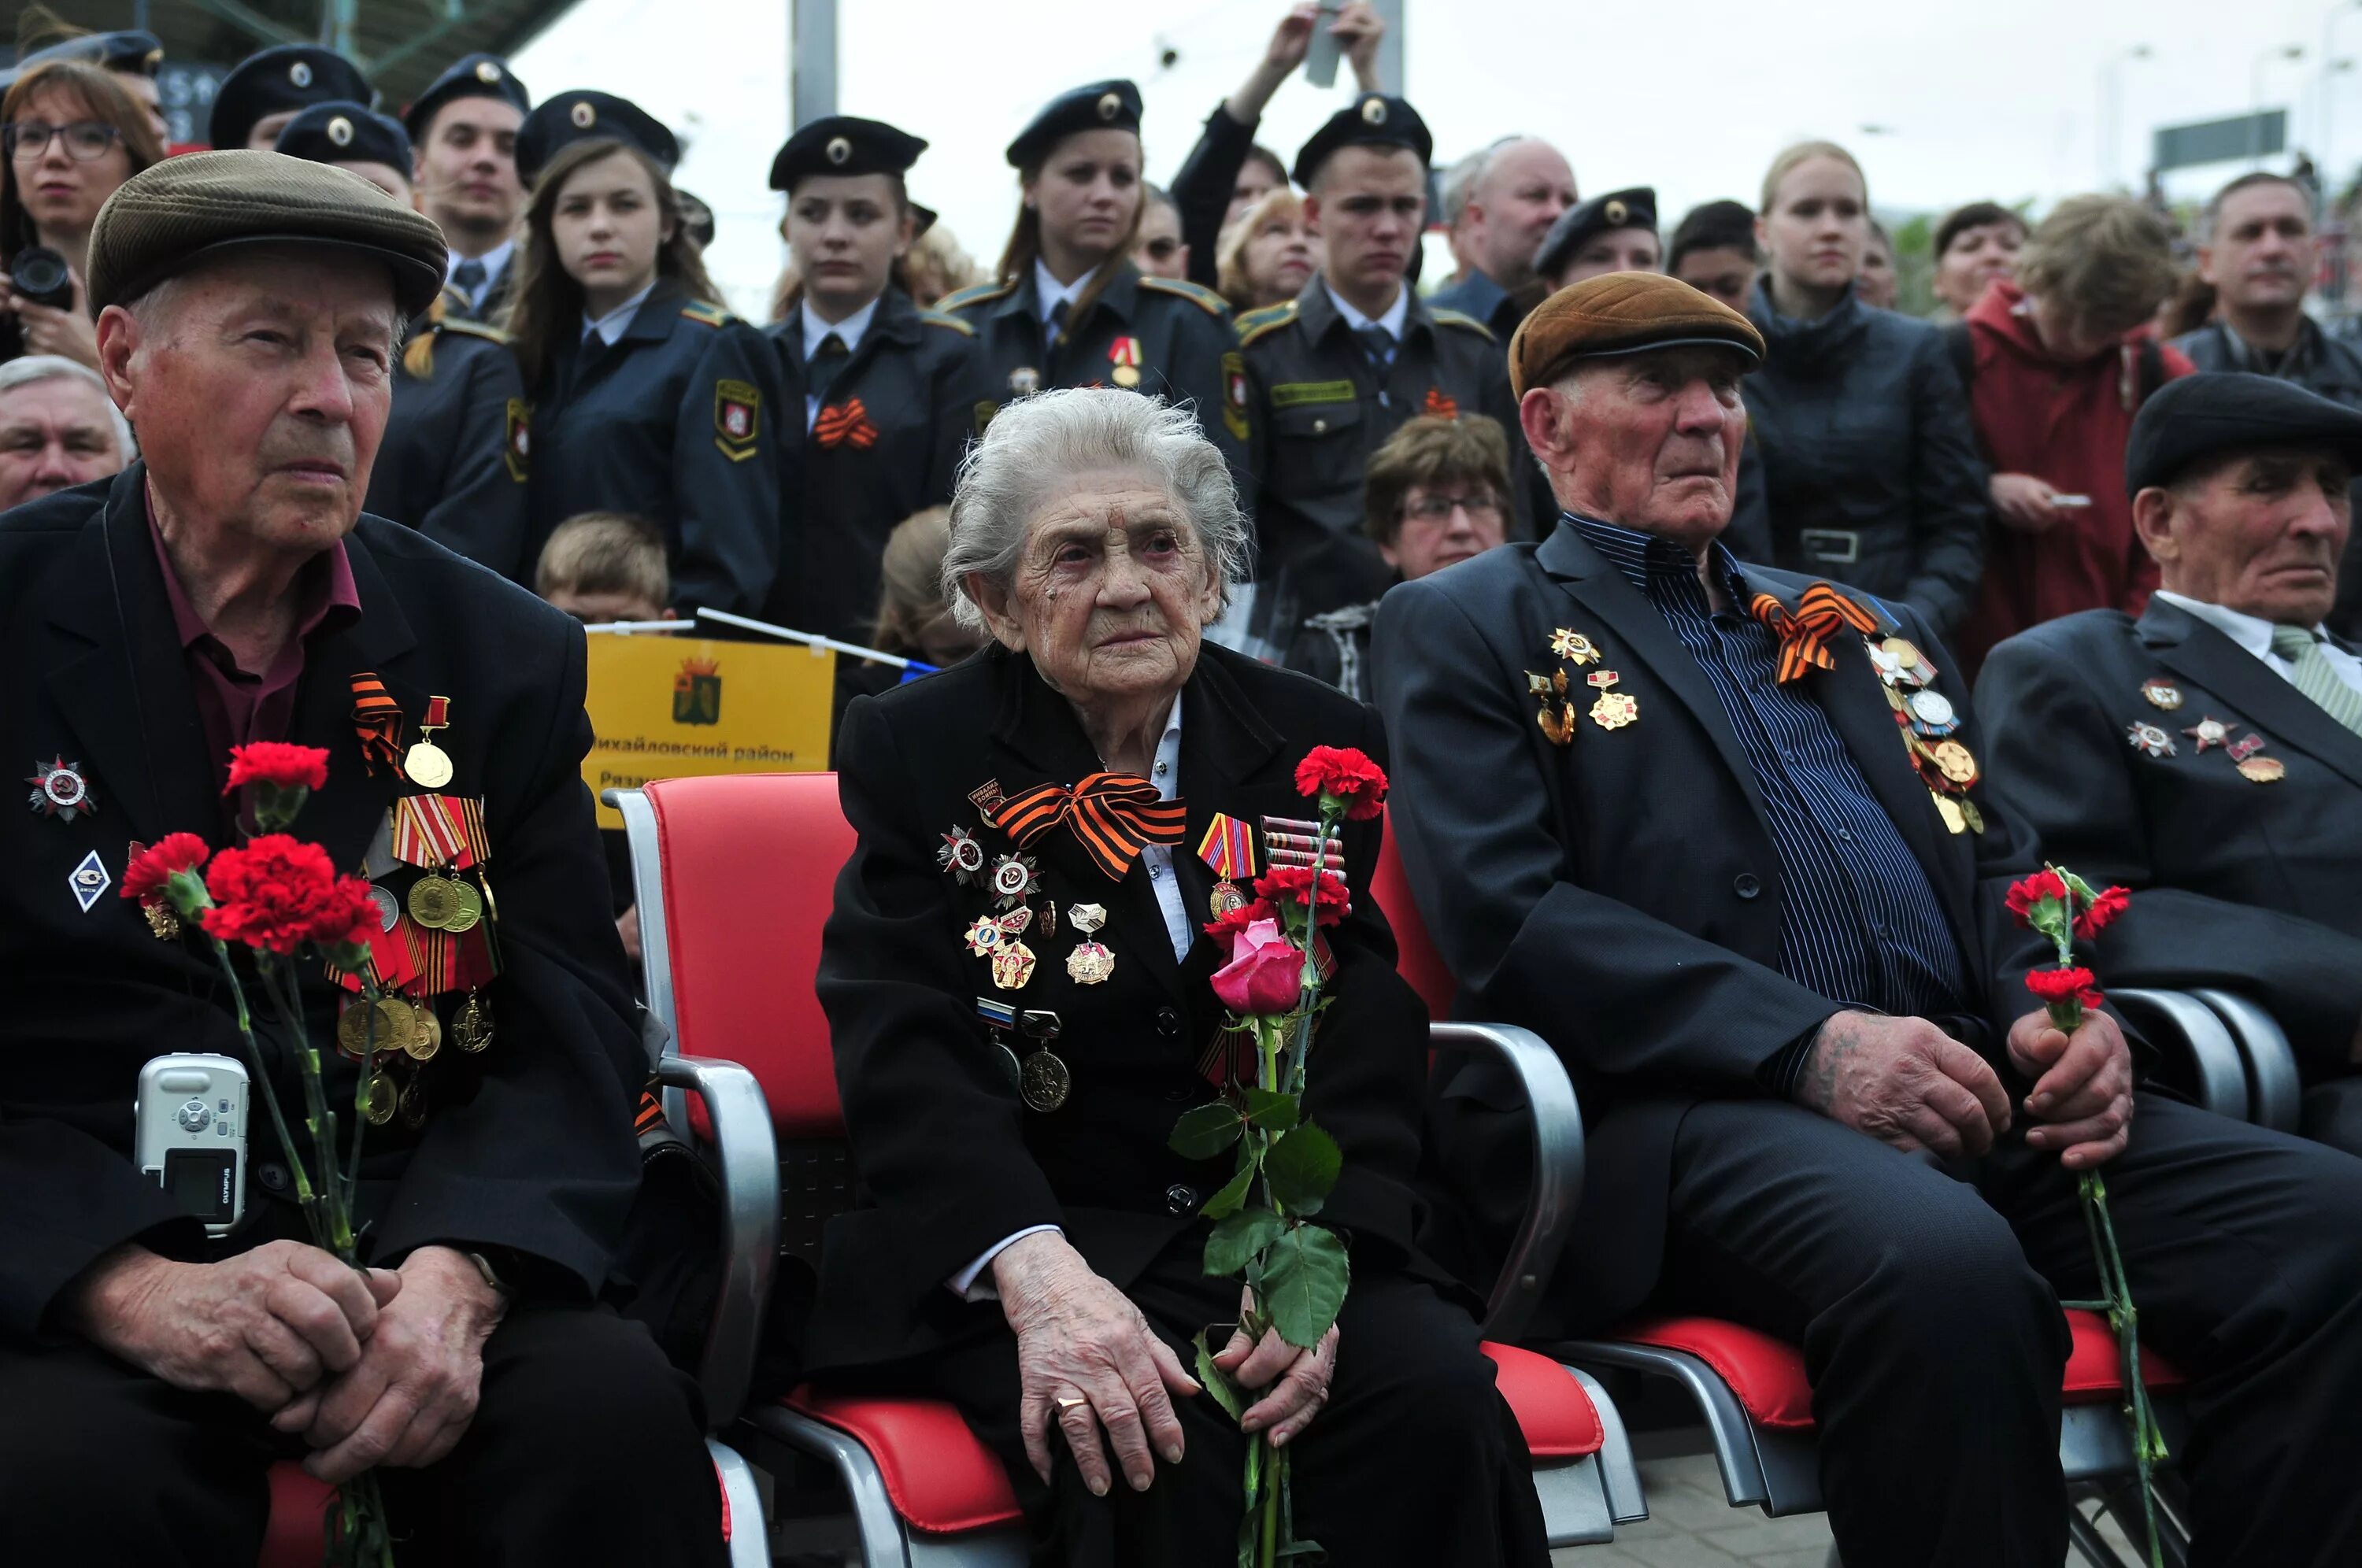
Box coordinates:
[516,0,2355,320]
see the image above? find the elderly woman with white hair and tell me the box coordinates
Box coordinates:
[805,387,1548,1566]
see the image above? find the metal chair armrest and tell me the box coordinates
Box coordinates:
[653,1053,782,1426]
[2112,988,2249,1123]
[2189,988,2303,1134]
[1430,1022,1583,1342]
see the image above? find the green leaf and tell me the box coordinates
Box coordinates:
[1201,1163,1256,1219]
[1205,1207,1287,1277]
[1169,1101,1244,1160]
[1261,1224,1350,1348]
[1192,1329,1248,1426]
[1264,1123,1342,1215]
[1241,1086,1300,1133]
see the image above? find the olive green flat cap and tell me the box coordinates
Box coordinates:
[87,150,446,319]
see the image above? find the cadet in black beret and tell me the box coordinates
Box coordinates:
[2123,370,2362,496]
[207,43,373,151]
[273,101,412,192]
[770,114,927,192]
[1534,186,1660,289]
[1290,92,1431,187]
[1003,79,1141,169]
[514,90,679,184]
[402,53,531,142]
[407,58,531,324]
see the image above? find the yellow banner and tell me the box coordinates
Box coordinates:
[583,632,836,827]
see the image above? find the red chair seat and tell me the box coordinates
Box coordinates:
[1616,1307,2184,1433]
[1482,1341,1605,1458]
[783,1387,1024,1535]
[261,1463,334,1568]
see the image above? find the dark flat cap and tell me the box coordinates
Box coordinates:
[275,102,413,175]
[1535,186,1658,280]
[88,150,446,319]
[402,54,529,141]
[516,91,679,184]
[2125,372,2362,495]
[1006,80,1140,168]
[2,31,164,91]
[209,45,373,151]
[771,114,927,191]
[1509,272,1764,398]
[1292,94,1432,187]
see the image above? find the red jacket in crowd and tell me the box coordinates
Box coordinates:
[1953,279,2194,677]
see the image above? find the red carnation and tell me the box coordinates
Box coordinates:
[121,832,212,909]
[2025,966,2100,1006]
[1293,745,1388,821]
[2005,870,2069,923]
[1254,864,1349,927]
[222,742,330,796]
[200,834,377,956]
[2073,885,2131,941]
[1202,897,1278,939]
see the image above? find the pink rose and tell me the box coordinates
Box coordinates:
[1210,917,1305,1016]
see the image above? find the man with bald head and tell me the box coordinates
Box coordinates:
[0,153,721,1565]
[1430,135,1578,339]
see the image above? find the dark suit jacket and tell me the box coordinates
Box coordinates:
[1977,599,2362,1067]
[1371,520,2047,1333]
[805,642,1428,1371]
[0,467,646,1338]
[370,309,530,580]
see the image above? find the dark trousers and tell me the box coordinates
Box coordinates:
[1659,1093,2362,1568]
[2300,1075,2362,1156]
[885,1243,1549,1568]
[0,1302,727,1568]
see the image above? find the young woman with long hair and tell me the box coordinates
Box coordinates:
[0,60,164,368]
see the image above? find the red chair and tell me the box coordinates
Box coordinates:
[614,772,1646,1561]
[1373,810,2197,1562]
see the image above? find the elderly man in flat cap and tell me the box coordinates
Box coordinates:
[1374,276,2362,1565]
[0,153,723,1565]
[1979,372,2362,1156]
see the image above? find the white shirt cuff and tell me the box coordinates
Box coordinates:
[948,1225,1064,1302]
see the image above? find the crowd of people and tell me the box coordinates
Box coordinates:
[8,6,2362,1567]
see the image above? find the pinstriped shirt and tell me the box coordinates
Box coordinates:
[1567,514,1970,1092]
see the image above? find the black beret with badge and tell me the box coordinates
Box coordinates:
[515,90,680,184]
[274,101,413,175]
[770,115,927,192]
[402,53,531,141]
[1005,80,1141,169]
[87,150,449,319]
[1290,93,1433,187]
[1534,186,1659,281]
[208,44,374,151]
[1,30,165,91]
[2123,371,2362,496]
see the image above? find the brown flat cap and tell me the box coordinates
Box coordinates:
[1509,272,1766,398]
[87,150,446,319]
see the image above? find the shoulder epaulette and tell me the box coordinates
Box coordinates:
[918,309,976,337]
[1429,307,1497,343]
[1138,275,1230,317]
[1235,300,1298,349]
[438,316,509,344]
[939,279,1018,312]
[679,301,735,327]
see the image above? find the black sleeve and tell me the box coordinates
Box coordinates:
[1171,102,1257,290]
[1161,303,1253,516]
[1900,328,1991,640]
[669,322,786,618]
[415,344,531,581]
[925,329,981,508]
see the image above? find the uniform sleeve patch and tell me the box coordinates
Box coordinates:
[503,398,530,483]
[1222,350,1250,442]
[715,379,761,461]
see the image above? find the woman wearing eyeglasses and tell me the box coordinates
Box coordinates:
[0,61,165,371]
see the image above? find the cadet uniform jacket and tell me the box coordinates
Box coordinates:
[942,262,1249,502]
[767,288,977,642]
[369,296,531,581]
[0,467,646,1336]
[1977,600,2362,1066]
[524,280,785,617]
[805,642,1430,1372]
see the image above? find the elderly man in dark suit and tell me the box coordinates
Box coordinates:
[0,153,721,1564]
[1980,372,2362,1152]
[1373,273,2362,1566]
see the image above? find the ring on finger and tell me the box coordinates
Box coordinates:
[1056,1396,1088,1411]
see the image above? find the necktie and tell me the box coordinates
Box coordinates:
[2269,624,2362,735]
[989,772,1189,880]
[808,332,849,403]
[1044,298,1071,357]
[450,257,487,305]
[1353,324,1396,372]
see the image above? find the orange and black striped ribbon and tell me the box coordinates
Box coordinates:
[634,1088,667,1137]
[350,674,407,778]
[1749,582,1880,683]
[989,772,1188,880]
[814,398,879,449]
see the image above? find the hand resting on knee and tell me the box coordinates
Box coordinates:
[1795,1011,2012,1159]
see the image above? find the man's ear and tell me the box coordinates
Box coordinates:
[2194,243,2219,289]
[966,572,1025,651]
[1301,190,1324,237]
[2131,486,2179,565]
[94,306,140,423]
[1519,384,1571,468]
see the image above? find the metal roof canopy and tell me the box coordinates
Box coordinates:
[5,0,587,115]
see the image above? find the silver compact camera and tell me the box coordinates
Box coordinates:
[134,1053,249,1237]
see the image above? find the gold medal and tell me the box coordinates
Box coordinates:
[1036,900,1058,940]
[1549,628,1601,665]
[2140,679,2183,712]
[1111,364,1141,388]
[1066,941,1115,985]
[1208,881,1245,919]
[369,995,417,1057]
[1927,740,1979,785]
[407,874,460,930]
[336,997,374,1059]
[990,939,1037,990]
[404,694,456,788]
[1019,1048,1071,1112]
[442,879,483,934]
[1959,799,1986,834]
[1881,636,1923,671]
[453,990,494,1053]
[364,1071,398,1126]
[405,1001,442,1062]
[1932,793,1967,834]
[2238,756,2286,783]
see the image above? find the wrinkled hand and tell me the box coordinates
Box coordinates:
[1213,1286,1338,1447]
[994,1231,1199,1496]
[1334,2,1387,89]
[272,1244,505,1483]
[1990,473,2064,534]
[65,1241,401,1411]
[1795,1010,2012,1158]
[2007,1008,2134,1169]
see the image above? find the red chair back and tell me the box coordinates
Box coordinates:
[643,773,857,1138]
[1372,804,1457,1019]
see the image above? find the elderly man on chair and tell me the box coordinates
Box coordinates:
[0,154,722,1564]
[1372,273,2362,1566]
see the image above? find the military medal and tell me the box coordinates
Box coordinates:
[398,1074,429,1131]
[989,852,1039,910]
[1008,366,1041,396]
[1527,670,1576,745]
[452,990,494,1052]
[968,778,1006,815]
[2238,756,2287,783]
[976,998,1027,1089]
[964,915,1004,956]
[68,849,109,913]
[1925,740,1979,786]
[1067,941,1116,984]
[408,874,461,930]
[2227,732,2268,763]
[403,697,457,790]
[363,1070,398,1126]
[1907,689,1957,730]
[1931,792,1968,834]
[990,940,1037,990]
[1586,669,1638,730]
[2182,716,2235,753]
[2140,679,2183,712]
[1035,899,1057,939]
[1020,1048,1071,1112]
[405,1003,442,1062]
[1198,814,1257,917]
[24,757,94,821]
[997,907,1035,937]
[938,825,985,884]
[2127,722,2176,758]
[368,884,401,933]
[442,881,483,934]
[1109,336,1144,389]
[1262,816,1342,871]
[1068,903,1107,934]
[1549,628,1602,665]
